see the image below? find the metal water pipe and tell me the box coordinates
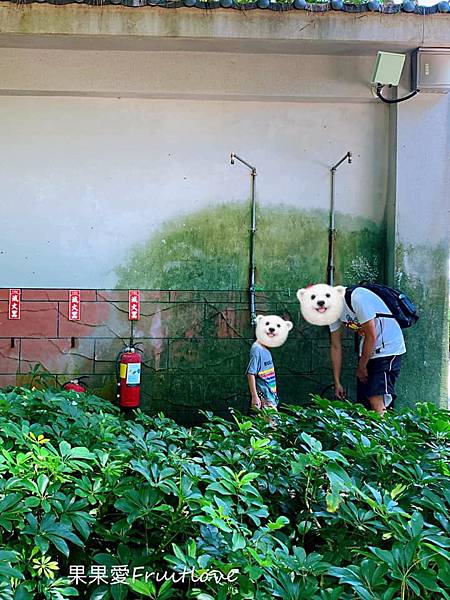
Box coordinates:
[230,153,257,325]
[327,151,352,286]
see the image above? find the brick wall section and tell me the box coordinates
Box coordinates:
[0,289,356,424]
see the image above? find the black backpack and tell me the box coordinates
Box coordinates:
[344,282,419,329]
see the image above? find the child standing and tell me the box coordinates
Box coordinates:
[246,315,293,410]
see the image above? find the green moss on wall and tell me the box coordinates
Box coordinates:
[115,203,384,290]
[394,242,449,409]
[113,203,385,420]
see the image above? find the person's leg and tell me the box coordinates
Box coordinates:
[356,377,371,410]
[385,355,401,412]
[367,395,386,416]
[366,356,401,416]
[259,397,279,426]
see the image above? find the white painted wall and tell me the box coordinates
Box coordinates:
[396,93,450,247]
[0,51,388,288]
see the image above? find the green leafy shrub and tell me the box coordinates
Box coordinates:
[0,387,449,599]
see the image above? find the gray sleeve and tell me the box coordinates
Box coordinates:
[329,320,342,333]
[246,345,261,375]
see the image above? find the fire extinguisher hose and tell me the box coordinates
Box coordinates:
[115,350,123,381]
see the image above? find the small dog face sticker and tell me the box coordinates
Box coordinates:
[255,314,293,348]
[297,284,345,326]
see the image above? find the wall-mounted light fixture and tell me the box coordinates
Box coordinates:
[371,51,419,104]
[372,51,406,87]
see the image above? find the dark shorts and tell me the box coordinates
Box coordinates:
[357,355,402,410]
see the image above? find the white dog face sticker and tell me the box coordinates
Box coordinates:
[297,284,345,326]
[255,314,293,348]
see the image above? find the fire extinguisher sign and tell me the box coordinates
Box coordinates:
[69,290,81,321]
[129,290,140,320]
[8,289,21,320]
[126,363,141,385]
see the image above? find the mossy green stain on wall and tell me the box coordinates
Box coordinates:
[394,242,448,409]
[116,203,384,290]
[113,203,385,421]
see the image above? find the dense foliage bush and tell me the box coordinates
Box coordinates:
[0,387,449,599]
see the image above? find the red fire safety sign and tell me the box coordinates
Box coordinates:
[8,289,21,320]
[69,290,81,321]
[129,290,140,320]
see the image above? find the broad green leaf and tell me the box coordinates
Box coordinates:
[438,565,450,587]
[411,570,441,592]
[93,554,120,567]
[409,512,424,538]
[300,432,322,452]
[23,497,40,509]
[156,580,175,600]
[47,534,70,557]
[232,532,246,551]
[172,544,187,563]
[326,491,342,513]
[89,586,110,600]
[37,474,49,496]
[14,585,33,600]
[327,566,364,588]
[127,579,155,597]
[406,578,421,596]
[0,494,22,512]
[69,447,95,459]
[111,584,127,600]
[0,566,24,579]
[369,547,395,568]
[267,516,289,530]
[325,463,353,493]
[240,472,260,485]
[322,450,349,465]
[0,551,19,562]
[59,441,71,457]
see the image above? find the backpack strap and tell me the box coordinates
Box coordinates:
[345,285,394,320]
[344,286,356,312]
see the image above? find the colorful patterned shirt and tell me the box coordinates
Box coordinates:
[246,341,278,406]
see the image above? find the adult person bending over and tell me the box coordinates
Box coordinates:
[330,287,406,416]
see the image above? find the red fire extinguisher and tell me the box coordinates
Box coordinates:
[62,377,88,393]
[116,345,142,409]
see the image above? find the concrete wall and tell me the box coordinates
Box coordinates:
[0,5,449,48]
[0,37,447,412]
[0,49,388,290]
[0,287,358,423]
[387,94,449,408]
